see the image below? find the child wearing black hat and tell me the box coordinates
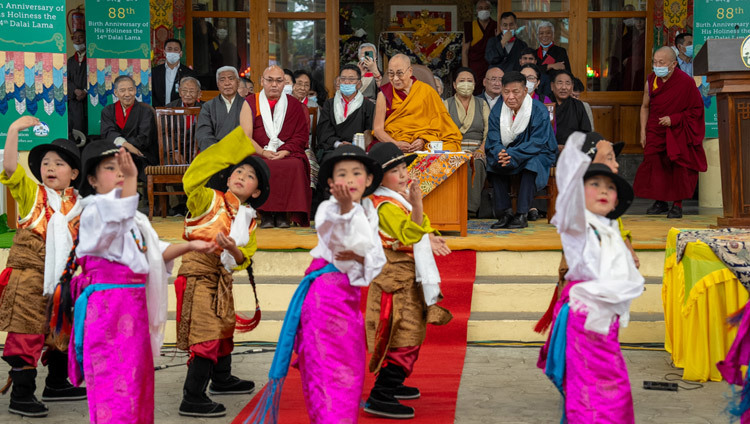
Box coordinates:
[174,127,269,418]
[537,132,644,423]
[0,116,86,417]
[362,142,452,419]
[55,142,215,424]
[244,144,386,423]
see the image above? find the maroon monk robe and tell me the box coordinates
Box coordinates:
[464,19,497,95]
[246,93,312,226]
[633,68,706,202]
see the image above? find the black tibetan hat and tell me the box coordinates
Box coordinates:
[583,163,634,220]
[207,155,271,209]
[28,139,81,186]
[318,144,383,197]
[367,142,417,172]
[581,131,625,160]
[78,141,122,197]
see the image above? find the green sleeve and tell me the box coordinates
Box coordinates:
[377,203,438,246]
[184,127,257,216]
[233,229,257,271]
[0,167,39,218]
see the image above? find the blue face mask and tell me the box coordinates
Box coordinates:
[684,45,693,57]
[340,83,357,96]
[540,41,553,49]
[308,96,317,104]
[653,66,670,78]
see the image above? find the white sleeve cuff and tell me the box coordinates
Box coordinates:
[114,137,127,147]
[95,190,139,224]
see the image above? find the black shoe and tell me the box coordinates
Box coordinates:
[646,200,669,215]
[391,384,420,400]
[8,368,49,417]
[42,350,86,402]
[667,204,683,219]
[209,355,255,395]
[507,213,528,229]
[490,209,513,229]
[259,217,274,228]
[41,382,86,402]
[527,208,540,222]
[363,389,415,419]
[179,357,226,418]
[275,213,290,229]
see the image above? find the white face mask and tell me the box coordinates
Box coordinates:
[477,10,491,21]
[526,81,536,93]
[165,52,181,64]
[216,28,228,40]
[73,43,86,52]
[283,84,294,95]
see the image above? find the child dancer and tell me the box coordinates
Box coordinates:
[0,116,86,417]
[364,142,452,419]
[538,132,644,423]
[175,127,269,418]
[246,144,385,423]
[62,142,215,423]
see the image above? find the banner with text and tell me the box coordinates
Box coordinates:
[693,0,750,138]
[86,0,151,134]
[0,1,68,150]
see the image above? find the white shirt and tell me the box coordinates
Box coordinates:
[77,190,170,275]
[309,198,386,287]
[484,92,501,110]
[221,94,236,114]
[165,64,179,104]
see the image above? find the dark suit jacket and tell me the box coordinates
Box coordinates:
[67,54,88,134]
[538,44,571,74]
[485,36,528,73]
[315,97,375,162]
[100,101,158,166]
[152,64,196,107]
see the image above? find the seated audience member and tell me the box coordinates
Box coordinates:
[434,75,445,97]
[357,43,383,101]
[372,54,462,152]
[483,66,504,111]
[68,29,88,135]
[316,64,375,162]
[444,67,490,218]
[100,75,157,168]
[519,48,553,100]
[571,77,595,131]
[551,70,592,148]
[195,66,244,151]
[521,64,551,103]
[152,38,196,107]
[238,76,254,98]
[310,78,328,105]
[239,65,311,228]
[485,12,528,73]
[166,76,202,108]
[535,21,570,73]
[293,70,317,107]
[283,68,295,96]
[485,71,556,229]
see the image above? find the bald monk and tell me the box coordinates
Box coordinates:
[633,47,706,219]
[373,54,462,152]
[239,66,311,227]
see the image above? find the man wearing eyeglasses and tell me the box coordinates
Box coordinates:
[195,66,244,152]
[238,65,311,228]
[482,66,504,112]
[372,54,462,153]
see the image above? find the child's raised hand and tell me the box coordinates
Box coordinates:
[9,116,40,132]
[116,148,138,179]
[216,232,237,250]
[188,240,218,253]
[429,233,451,256]
[329,182,354,213]
[406,181,422,206]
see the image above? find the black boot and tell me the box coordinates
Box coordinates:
[490,208,513,229]
[209,355,255,395]
[42,350,86,402]
[179,357,226,417]
[507,213,528,229]
[7,368,48,418]
[363,364,415,419]
[646,200,669,215]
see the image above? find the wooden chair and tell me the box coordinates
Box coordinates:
[145,107,202,219]
[308,106,318,151]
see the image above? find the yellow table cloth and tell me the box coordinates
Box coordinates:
[408,152,472,197]
[663,228,749,382]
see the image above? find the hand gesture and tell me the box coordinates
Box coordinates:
[472,149,486,160]
[335,250,364,264]
[406,180,422,206]
[548,62,566,71]
[410,139,425,152]
[9,116,40,132]
[122,141,144,156]
[497,149,511,167]
[188,240,218,253]
[329,182,354,214]
[429,233,451,256]
[395,141,412,152]
[216,232,237,250]
[361,56,376,73]
[501,30,514,46]
[658,116,671,127]
[116,148,138,179]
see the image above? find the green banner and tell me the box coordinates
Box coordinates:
[0,0,67,150]
[86,0,150,59]
[693,0,750,138]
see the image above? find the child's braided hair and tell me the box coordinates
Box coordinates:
[48,235,79,336]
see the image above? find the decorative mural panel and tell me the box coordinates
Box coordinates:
[151,0,174,65]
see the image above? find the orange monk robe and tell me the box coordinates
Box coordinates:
[382,79,462,152]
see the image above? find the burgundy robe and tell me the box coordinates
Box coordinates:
[464,19,497,95]
[246,93,311,225]
[633,68,706,201]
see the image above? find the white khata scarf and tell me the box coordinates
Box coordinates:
[373,186,441,306]
[43,187,82,296]
[333,90,364,125]
[259,89,288,152]
[220,204,256,271]
[499,94,533,147]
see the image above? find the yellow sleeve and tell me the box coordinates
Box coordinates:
[378,203,438,246]
[233,229,257,271]
[617,217,632,242]
[184,127,257,216]
[0,167,39,218]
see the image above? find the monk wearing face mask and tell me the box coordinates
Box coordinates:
[461,0,497,95]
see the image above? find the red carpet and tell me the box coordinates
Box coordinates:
[232,250,476,423]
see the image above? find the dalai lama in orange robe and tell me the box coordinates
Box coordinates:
[240,66,311,228]
[373,54,462,153]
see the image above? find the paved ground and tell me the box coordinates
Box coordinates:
[0,344,732,423]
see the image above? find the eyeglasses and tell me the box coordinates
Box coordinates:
[339,77,360,83]
[387,68,411,79]
[264,77,285,85]
[180,89,199,95]
[525,76,538,82]
[295,82,311,89]
[486,77,503,83]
